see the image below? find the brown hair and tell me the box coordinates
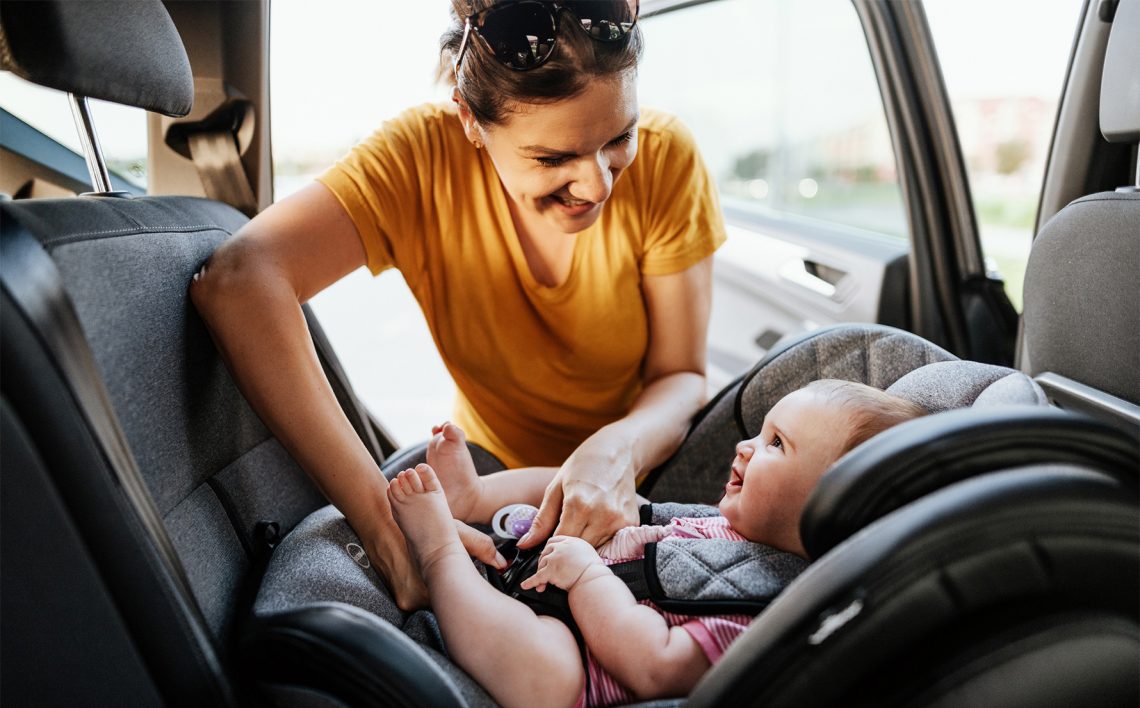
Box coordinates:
[440,0,644,126]
[803,379,928,455]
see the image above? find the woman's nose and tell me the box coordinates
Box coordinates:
[570,153,613,203]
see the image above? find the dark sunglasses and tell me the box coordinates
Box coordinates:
[454,0,639,73]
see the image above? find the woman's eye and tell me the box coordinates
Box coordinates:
[536,155,569,168]
[609,131,633,146]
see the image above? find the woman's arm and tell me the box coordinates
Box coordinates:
[190,183,429,609]
[521,537,711,699]
[519,255,714,548]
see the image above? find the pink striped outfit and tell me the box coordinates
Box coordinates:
[580,517,754,707]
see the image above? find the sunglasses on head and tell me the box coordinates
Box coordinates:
[454,0,640,73]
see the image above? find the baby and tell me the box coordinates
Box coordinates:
[388,379,926,708]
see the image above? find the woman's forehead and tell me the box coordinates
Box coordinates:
[493,72,638,148]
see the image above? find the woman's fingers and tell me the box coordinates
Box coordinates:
[517,482,564,548]
[454,519,507,569]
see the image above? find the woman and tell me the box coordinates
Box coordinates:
[191,0,726,610]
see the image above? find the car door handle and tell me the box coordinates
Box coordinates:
[778,257,846,299]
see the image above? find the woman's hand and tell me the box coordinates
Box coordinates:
[516,429,640,550]
[520,536,607,593]
[454,519,509,570]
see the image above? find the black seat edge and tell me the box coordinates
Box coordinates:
[242,602,467,708]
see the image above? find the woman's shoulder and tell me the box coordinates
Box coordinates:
[336,101,471,182]
[370,101,464,145]
[628,108,702,181]
[637,107,698,151]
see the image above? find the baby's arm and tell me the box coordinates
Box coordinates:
[468,466,558,521]
[521,537,710,700]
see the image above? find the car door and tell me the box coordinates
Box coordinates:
[637,0,1021,387]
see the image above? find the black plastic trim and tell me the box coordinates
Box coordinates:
[243,603,467,708]
[801,406,1139,559]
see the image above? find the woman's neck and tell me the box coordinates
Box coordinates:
[507,199,578,288]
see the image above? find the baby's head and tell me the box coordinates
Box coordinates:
[719,379,927,556]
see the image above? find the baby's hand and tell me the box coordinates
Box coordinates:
[520,536,605,593]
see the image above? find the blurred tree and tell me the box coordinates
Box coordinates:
[995,139,1030,175]
[732,147,771,179]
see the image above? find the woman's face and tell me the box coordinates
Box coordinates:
[463,69,639,234]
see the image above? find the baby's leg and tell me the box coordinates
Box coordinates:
[388,464,584,708]
[427,422,559,525]
[426,422,483,521]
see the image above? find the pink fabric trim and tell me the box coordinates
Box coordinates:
[681,619,726,663]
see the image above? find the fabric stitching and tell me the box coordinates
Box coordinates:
[42,224,232,249]
[662,544,771,598]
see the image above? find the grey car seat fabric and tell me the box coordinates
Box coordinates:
[629,537,807,614]
[253,506,496,705]
[0,195,383,704]
[1,197,329,635]
[1023,191,1140,407]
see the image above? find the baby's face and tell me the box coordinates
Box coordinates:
[718,389,852,556]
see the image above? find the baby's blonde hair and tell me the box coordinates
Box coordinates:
[803,379,928,456]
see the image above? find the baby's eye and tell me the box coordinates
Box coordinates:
[769,434,782,450]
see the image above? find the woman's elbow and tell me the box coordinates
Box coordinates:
[190,237,274,322]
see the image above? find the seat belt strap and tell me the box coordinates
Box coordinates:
[187,129,257,217]
[608,558,653,601]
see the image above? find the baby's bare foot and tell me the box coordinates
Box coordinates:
[426,422,483,522]
[387,464,467,578]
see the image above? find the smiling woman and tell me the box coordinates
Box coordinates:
[197,0,727,613]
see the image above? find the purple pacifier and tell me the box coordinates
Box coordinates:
[491,503,538,540]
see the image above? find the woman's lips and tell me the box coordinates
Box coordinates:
[548,193,598,217]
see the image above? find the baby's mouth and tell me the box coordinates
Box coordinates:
[728,466,744,487]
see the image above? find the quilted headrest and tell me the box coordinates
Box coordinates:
[0,0,193,117]
[1101,0,1140,142]
[885,360,1047,411]
[736,324,956,437]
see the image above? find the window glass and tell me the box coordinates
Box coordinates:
[0,74,148,190]
[925,0,1080,310]
[270,1,451,199]
[639,0,907,238]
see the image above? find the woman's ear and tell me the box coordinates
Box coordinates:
[452,87,484,149]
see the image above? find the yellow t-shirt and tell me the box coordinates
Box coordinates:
[319,103,726,468]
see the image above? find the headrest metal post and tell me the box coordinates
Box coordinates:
[68,93,113,193]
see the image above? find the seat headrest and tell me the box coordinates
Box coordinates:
[1101,0,1140,142]
[1023,192,1140,405]
[885,360,1047,412]
[0,0,193,117]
